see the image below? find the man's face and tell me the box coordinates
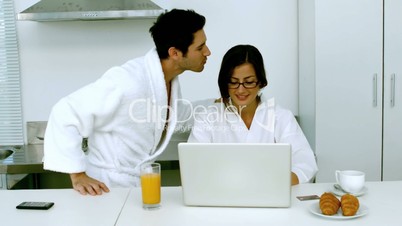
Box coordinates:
[179,29,211,72]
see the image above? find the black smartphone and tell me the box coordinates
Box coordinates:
[16,201,54,210]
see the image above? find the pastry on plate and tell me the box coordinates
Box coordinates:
[341,194,360,216]
[319,192,341,215]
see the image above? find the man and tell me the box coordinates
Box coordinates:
[43,9,211,195]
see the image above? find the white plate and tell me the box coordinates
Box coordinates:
[309,202,369,220]
[332,184,367,197]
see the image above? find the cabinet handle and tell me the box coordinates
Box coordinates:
[391,73,395,107]
[373,73,377,107]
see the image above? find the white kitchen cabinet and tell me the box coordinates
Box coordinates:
[298,0,385,182]
[382,0,402,180]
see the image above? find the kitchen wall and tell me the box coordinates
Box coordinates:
[14,0,299,144]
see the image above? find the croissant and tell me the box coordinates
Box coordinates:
[341,194,360,216]
[319,192,341,215]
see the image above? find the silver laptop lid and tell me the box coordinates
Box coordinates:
[178,143,291,207]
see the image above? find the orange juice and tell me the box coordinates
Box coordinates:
[141,173,161,204]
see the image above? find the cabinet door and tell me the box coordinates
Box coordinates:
[314,0,383,182]
[383,0,402,180]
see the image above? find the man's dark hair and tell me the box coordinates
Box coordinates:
[149,9,206,59]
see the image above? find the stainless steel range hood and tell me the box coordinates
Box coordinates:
[17,0,165,21]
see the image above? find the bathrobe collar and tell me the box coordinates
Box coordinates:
[143,48,181,160]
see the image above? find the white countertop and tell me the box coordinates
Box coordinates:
[117,181,402,226]
[0,188,130,226]
[1,181,401,226]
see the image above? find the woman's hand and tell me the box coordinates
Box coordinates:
[70,172,110,195]
[291,172,299,185]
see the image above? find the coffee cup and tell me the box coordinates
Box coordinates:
[335,170,365,193]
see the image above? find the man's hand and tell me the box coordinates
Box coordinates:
[70,172,110,195]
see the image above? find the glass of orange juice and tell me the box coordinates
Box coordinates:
[140,162,161,210]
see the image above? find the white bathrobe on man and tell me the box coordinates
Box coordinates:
[44,48,191,187]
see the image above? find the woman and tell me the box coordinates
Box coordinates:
[188,44,318,185]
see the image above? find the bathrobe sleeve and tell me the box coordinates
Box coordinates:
[43,67,128,173]
[274,107,318,183]
[187,113,213,143]
[187,99,219,143]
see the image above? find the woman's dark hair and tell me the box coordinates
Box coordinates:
[218,44,268,100]
[149,9,206,59]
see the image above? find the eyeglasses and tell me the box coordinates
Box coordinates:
[228,81,259,89]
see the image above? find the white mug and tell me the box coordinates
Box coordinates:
[335,170,365,193]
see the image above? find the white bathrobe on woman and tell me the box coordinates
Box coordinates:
[188,96,318,183]
[44,48,191,187]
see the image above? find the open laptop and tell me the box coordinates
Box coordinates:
[178,143,291,208]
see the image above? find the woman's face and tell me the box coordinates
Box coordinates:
[228,63,260,109]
